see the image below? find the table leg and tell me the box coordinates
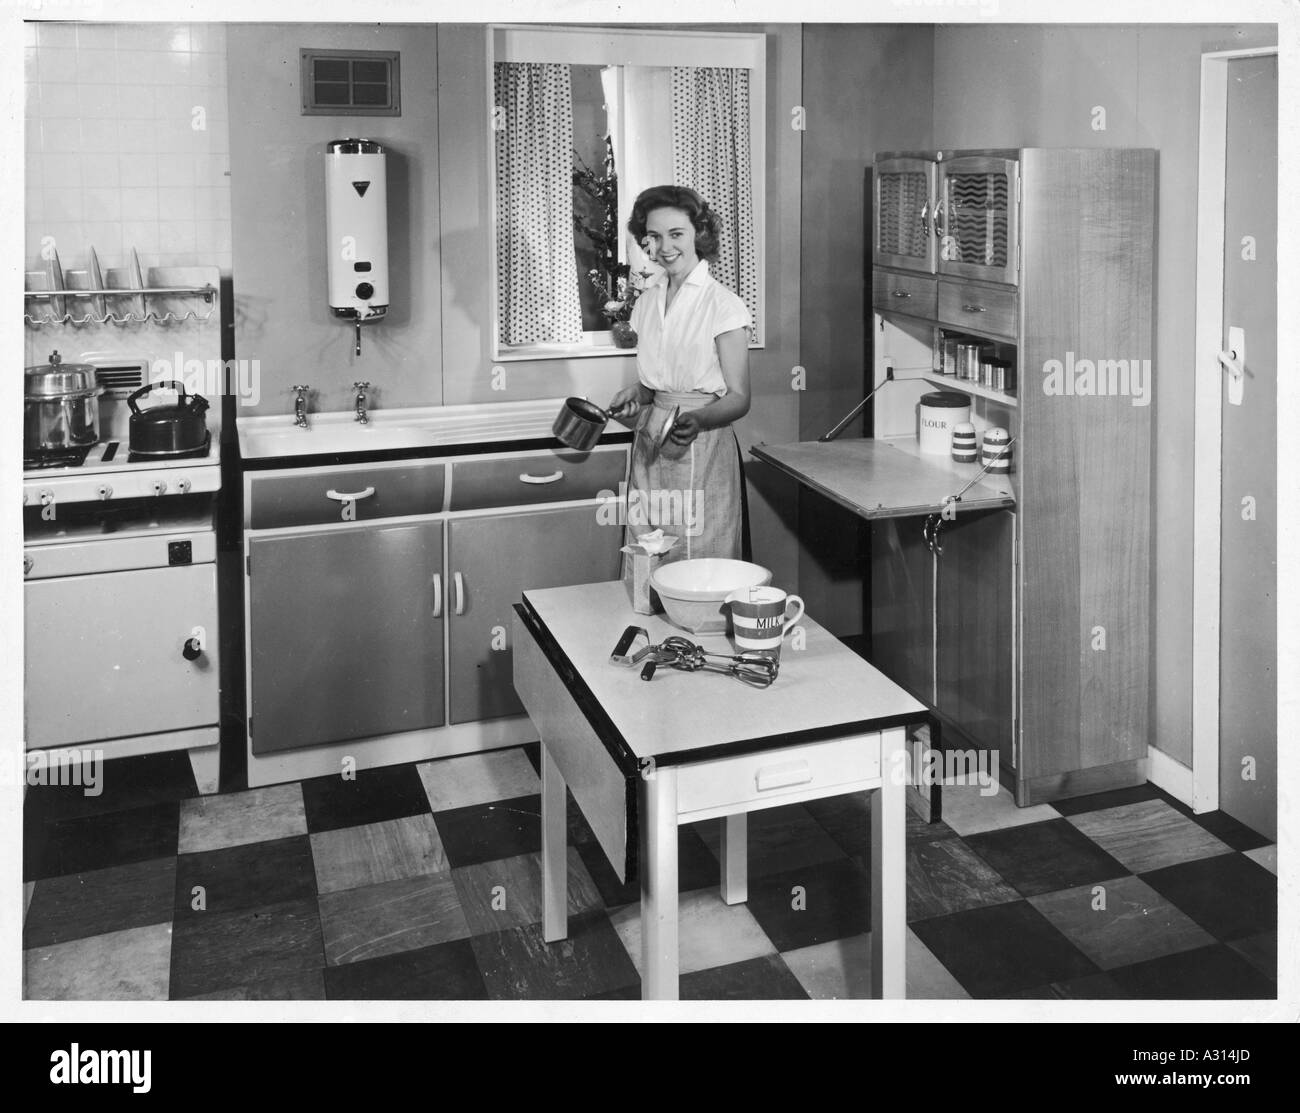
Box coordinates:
[871,727,908,999]
[720,813,747,904]
[541,743,568,943]
[638,764,679,1000]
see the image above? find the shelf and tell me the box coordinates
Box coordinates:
[24,284,219,327]
[922,374,1017,408]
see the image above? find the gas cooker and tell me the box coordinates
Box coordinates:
[22,437,222,506]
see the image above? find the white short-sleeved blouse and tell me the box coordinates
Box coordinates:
[630,259,751,396]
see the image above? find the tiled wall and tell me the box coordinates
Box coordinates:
[23,21,232,282]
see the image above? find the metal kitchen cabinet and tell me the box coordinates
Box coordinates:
[447,505,623,723]
[247,520,445,754]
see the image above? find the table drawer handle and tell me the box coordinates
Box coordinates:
[325,486,375,501]
[519,470,563,485]
[755,760,813,792]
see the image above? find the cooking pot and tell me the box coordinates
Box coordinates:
[128,380,210,457]
[552,397,619,452]
[25,350,102,455]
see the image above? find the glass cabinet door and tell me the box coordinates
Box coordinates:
[874,157,937,274]
[937,156,1019,286]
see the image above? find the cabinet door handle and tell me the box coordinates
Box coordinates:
[891,289,912,299]
[519,470,563,485]
[325,486,375,501]
[453,571,465,615]
[961,304,986,314]
[432,572,442,618]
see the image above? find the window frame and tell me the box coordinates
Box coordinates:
[300,48,402,117]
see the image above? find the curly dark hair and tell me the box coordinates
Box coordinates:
[628,185,722,262]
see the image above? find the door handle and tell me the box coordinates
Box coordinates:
[453,571,465,615]
[325,486,375,501]
[1219,326,1246,406]
[519,471,563,484]
[432,572,442,618]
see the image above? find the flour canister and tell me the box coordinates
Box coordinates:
[918,391,971,455]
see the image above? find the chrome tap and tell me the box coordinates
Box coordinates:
[354,381,371,424]
[291,384,310,429]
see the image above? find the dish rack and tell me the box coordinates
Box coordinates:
[24,285,219,327]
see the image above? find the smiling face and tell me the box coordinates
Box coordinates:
[641,206,699,281]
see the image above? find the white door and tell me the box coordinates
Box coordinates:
[1217,54,1276,841]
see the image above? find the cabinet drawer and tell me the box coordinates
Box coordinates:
[675,733,882,820]
[937,280,1018,339]
[872,270,937,319]
[448,447,627,511]
[247,461,445,529]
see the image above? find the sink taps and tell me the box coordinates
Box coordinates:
[291,384,310,429]
[354,381,371,424]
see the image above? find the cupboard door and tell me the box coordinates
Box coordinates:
[873,157,937,274]
[247,521,444,754]
[935,509,1015,772]
[869,516,934,703]
[937,156,1019,286]
[447,506,622,724]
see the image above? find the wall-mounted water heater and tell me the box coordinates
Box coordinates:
[325,138,388,355]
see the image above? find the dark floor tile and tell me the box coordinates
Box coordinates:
[24,858,177,948]
[1140,853,1276,942]
[1186,810,1273,852]
[471,910,640,1000]
[909,901,1100,998]
[300,764,432,834]
[168,897,324,999]
[744,857,871,952]
[27,800,181,882]
[1049,972,1129,999]
[964,819,1129,897]
[452,848,603,934]
[183,970,327,1001]
[1227,931,1276,980]
[577,824,718,908]
[1049,783,1164,817]
[1105,943,1276,1000]
[906,837,1020,922]
[680,954,809,1001]
[324,937,488,1000]
[22,750,198,825]
[696,803,847,879]
[319,873,470,966]
[174,835,317,918]
[567,791,597,847]
[804,791,958,860]
[433,793,541,869]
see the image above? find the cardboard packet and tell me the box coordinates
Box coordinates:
[620,529,679,614]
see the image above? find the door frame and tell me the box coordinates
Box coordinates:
[1188,45,1278,813]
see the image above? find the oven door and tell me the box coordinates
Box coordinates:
[24,564,219,749]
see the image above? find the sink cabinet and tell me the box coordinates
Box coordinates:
[241,439,628,786]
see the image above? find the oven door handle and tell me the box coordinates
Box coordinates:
[325,487,375,502]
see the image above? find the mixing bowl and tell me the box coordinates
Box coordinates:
[650,558,772,634]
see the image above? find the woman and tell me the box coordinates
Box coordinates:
[608,185,752,570]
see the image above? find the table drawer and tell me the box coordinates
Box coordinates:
[937,279,1018,339]
[247,461,445,529]
[448,447,627,511]
[872,270,937,319]
[675,732,882,819]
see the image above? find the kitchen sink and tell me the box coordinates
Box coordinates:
[236,399,620,460]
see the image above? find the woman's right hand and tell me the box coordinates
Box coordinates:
[607,384,648,420]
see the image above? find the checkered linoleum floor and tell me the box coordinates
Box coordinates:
[23,744,1277,1001]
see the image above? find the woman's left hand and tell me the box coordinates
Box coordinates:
[667,411,702,446]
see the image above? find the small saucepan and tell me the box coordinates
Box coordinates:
[552,396,678,456]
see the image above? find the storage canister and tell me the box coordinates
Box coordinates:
[940,336,960,376]
[981,427,1012,472]
[956,343,981,381]
[919,391,971,455]
[950,421,978,463]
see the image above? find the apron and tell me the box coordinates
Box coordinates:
[620,390,745,584]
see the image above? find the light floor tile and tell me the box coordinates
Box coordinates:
[938,782,1059,837]
[178,783,306,854]
[782,929,969,1000]
[318,873,470,966]
[25,922,171,1001]
[1243,845,1277,875]
[1065,799,1232,874]
[608,888,775,977]
[1028,875,1216,971]
[310,814,448,895]
[418,749,540,813]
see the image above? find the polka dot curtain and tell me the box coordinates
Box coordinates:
[494,63,583,346]
[671,67,758,342]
